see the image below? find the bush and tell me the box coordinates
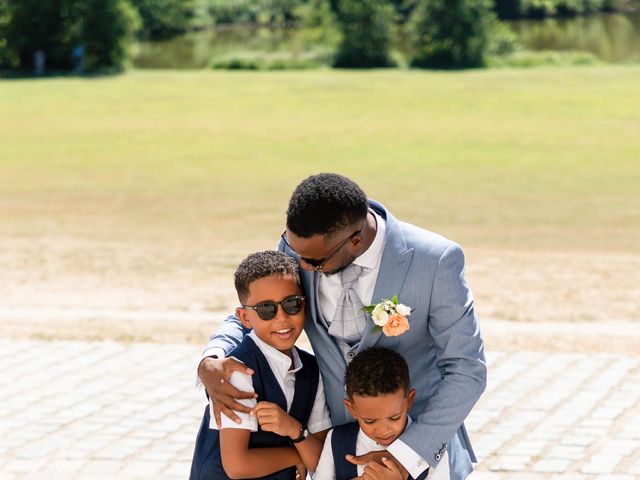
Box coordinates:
[333,0,395,68]
[211,48,333,70]
[409,0,494,69]
[487,20,521,57]
[487,49,601,67]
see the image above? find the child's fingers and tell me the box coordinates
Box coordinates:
[381,457,400,472]
[253,401,276,411]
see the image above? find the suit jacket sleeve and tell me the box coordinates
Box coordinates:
[398,242,486,466]
[201,314,250,359]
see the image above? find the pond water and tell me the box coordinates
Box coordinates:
[131,13,640,69]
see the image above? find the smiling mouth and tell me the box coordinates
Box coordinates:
[273,328,294,337]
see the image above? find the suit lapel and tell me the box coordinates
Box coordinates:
[358,201,414,352]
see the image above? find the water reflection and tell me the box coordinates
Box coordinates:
[132,13,640,69]
[508,13,640,63]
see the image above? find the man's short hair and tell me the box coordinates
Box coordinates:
[345,347,410,399]
[234,250,300,303]
[286,173,368,238]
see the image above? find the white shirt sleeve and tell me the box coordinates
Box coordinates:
[307,374,333,434]
[208,369,258,431]
[386,438,430,479]
[312,429,336,480]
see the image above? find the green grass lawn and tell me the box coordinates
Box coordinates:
[1,66,639,260]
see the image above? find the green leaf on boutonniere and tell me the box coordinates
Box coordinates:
[391,295,398,304]
[362,305,376,314]
[371,325,382,333]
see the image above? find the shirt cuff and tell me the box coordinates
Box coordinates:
[195,347,227,388]
[308,419,333,434]
[387,438,430,479]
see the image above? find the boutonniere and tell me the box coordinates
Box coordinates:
[363,295,411,337]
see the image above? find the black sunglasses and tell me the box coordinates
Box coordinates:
[241,295,305,321]
[280,228,362,271]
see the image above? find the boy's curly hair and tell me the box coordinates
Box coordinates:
[345,347,410,399]
[234,250,300,303]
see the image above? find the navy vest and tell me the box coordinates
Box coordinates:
[331,422,429,480]
[189,337,319,480]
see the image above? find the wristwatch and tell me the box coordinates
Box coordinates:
[290,426,309,444]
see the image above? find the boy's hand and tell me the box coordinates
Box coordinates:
[347,453,408,480]
[252,401,302,439]
[198,357,257,427]
[295,463,307,480]
[361,457,403,480]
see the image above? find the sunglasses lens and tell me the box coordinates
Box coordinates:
[255,302,277,320]
[282,296,303,315]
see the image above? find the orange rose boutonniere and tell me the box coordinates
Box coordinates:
[363,295,411,337]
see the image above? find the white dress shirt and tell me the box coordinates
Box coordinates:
[317,211,439,479]
[313,417,449,480]
[317,210,386,323]
[208,330,332,435]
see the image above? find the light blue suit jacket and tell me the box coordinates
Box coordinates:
[205,201,487,480]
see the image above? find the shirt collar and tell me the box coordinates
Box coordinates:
[353,209,386,270]
[248,330,303,377]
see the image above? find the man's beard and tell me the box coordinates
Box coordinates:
[321,256,357,276]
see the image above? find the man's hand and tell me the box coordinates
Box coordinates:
[347,452,409,480]
[252,401,301,439]
[198,356,257,427]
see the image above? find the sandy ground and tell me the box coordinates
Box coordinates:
[1,236,639,354]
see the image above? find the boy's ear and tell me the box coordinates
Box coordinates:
[236,307,252,330]
[406,388,417,410]
[343,398,357,420]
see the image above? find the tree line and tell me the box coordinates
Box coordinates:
[0,0,637,73]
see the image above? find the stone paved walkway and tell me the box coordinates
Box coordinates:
[0,339,638,479]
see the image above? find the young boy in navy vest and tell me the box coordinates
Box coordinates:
[189,250,331,480]
[314,348,448,480]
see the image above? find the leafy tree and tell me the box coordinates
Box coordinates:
[493,0,523,19]
[129,0,198,39]
[334,0,395,68]
[3,0,139,73]
[5,0,80,71]
[409,0,494,69]
[79,0,140,72]
[0,0,12,67]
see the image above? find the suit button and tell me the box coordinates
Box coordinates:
[435,453,441,461]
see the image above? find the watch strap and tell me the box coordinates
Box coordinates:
[290,426,308,444]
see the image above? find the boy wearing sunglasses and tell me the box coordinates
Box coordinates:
[190,250,332,480]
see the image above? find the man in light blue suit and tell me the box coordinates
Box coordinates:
[195,173,486,480]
